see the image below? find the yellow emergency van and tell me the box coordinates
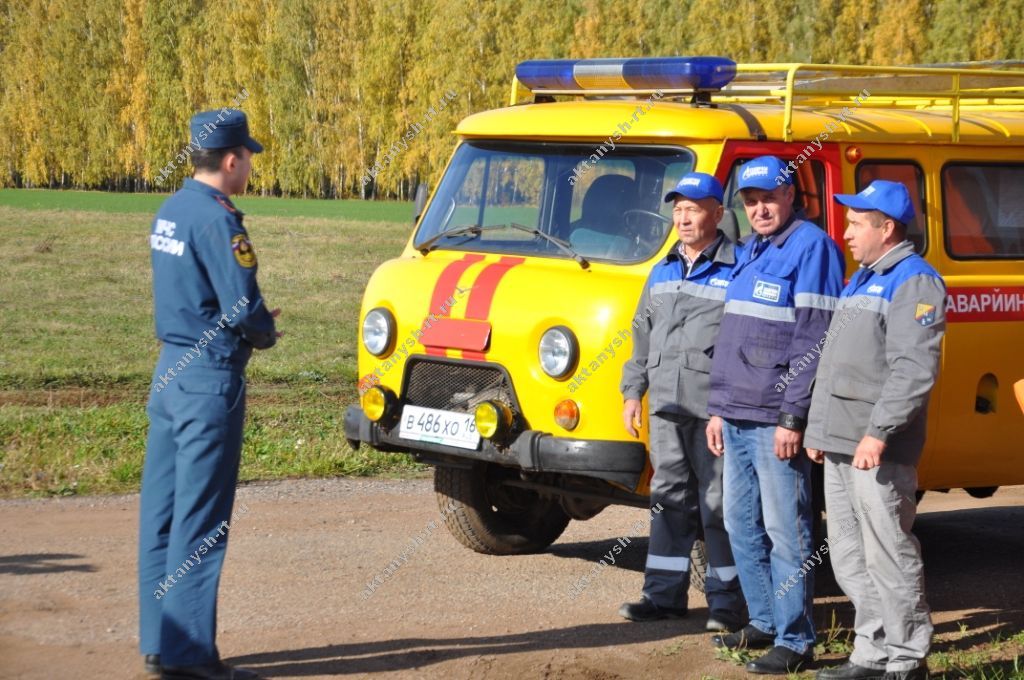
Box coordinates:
[345,58,1024,561]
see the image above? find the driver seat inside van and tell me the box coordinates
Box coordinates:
[570,174,636,259]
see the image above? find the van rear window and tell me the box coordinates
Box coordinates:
[414,141,694,263]
[943,163,1024,259]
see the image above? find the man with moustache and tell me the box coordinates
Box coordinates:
[618,172,745,632]
[705,156,845,674]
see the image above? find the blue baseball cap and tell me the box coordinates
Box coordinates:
[735,155,791,192]
[834,179,915,225]
[189,109,263,153]
[663,171,724,204]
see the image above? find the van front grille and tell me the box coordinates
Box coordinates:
[403,358,519,413]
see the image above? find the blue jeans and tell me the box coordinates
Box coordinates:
[722,419,815,654]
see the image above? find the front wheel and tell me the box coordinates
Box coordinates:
[434,463,571,555]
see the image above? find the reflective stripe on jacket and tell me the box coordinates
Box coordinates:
[805,240,946,464]
[620,232,738,419]
[708,217,845,423]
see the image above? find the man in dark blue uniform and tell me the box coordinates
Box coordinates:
[138,109,279,680]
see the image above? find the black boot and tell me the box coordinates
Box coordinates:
[746,645,813,675]
[617,596,687,622]
[160,660,263,680]
[816,660,885,679]
[711,624,774,650]
[144,655,161,676]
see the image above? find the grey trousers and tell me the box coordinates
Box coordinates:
[643,413,744,620]
[824,452,933,672]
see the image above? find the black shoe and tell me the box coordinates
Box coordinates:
[746,645,813,675]
[617,597,687,622]
[882,665,929,680]
[705,615,743,633]
[144,655,161,675]
[711,624,774,650]
[817,661,885,679]
[160,660,263,680]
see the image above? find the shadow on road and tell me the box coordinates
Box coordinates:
[229,620,698,676]
[235,503,1023,677]
[0,552,96,575]
[547,533,649,574]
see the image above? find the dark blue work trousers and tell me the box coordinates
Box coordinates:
[138,344,246,665]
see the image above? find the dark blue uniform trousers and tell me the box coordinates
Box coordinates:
[643,413,744,621]
[138,345,246,665]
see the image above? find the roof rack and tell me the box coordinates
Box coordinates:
[722,62,1024,142]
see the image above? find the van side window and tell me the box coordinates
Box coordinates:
[943,164,1024,259]
[723,159,827,242]
[857,162,926,254]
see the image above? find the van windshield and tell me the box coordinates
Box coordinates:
[414,140,695,263]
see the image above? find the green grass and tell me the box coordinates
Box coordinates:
[711,613,1024,680]
[0,189,425,496]
[0,188,415,223]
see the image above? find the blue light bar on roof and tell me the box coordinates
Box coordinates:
[515,57,737,93]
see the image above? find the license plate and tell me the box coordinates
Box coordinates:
[399,405,481,450]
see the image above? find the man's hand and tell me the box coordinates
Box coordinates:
[706,415,725,457]
[623,399,643,438]
[271,308,284,338]
[806,448,825,464]
[774,426,803,460]
[852,435,886,470]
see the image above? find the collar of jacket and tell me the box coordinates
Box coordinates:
[183,178,245,216]
[863,239,916,275]
[665,230,735,266]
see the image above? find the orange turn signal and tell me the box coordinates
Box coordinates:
[554,399,580,431]
[844,145,863,164]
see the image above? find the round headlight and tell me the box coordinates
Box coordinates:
[539,326,578,379]
[362,308,394,357]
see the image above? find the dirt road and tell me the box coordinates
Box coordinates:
[1,479,1022,679]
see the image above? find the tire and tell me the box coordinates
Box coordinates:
[434,463,571,555]
[689,538,707,594]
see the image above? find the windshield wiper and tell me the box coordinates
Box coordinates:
[419,222,589,269]
[506,222,589,269]
[419,224,487,253]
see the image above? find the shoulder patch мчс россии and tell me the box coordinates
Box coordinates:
[231,233,257,268]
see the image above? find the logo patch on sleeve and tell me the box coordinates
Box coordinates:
[915,303,936,326]
[231,234,257,268]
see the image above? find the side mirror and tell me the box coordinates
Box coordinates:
[413,183,429,223]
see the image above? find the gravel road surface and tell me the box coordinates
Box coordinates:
[1,478,1022,679]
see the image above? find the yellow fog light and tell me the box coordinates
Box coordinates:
[362,386,392,422]
[475,400,512,440]
[554,399,580,431]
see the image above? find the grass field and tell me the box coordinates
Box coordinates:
[0,189,424,497]
[0,188,416,222]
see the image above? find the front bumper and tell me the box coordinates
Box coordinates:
[345,405,647,490]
